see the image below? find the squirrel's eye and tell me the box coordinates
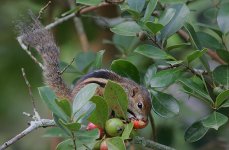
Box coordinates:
[137,102,143,109]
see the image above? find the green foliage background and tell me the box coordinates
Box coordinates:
[0,0,229,150]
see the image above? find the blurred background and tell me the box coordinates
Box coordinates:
[0,0,228,150]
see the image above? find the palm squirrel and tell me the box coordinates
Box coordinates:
[17,15,152,125]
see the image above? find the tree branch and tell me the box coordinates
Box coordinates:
[0,119,55,150]
[177,29,226,65]
[133,136,176,150]
[67,0,89,52]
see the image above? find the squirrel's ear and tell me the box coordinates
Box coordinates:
[131,87,138,97]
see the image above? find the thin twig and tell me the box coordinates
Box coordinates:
[17,38,44,69]
[133,136,176,150]
[45,2,111,30]
[0,119,55,150]
[67,0,89,52]
[21,68,41,121]
[37,1,52,19]
[60,57,75,74]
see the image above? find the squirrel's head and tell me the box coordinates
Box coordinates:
[126,85,152,128]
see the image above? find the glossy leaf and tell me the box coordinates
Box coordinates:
[144,64,157,87]
[186,48,207,63]
[202,112,228,130]
[56,139,74,150]
[158,8,176,26]
[75,51,96,72]
[217,3,229,34]
[221,99,229,108]
[145,22,164,34]
[110,21,142,36]
[59,120,81,132]
[184,23,210,72]
[143,0,158,22]
[88,96,109,128]
[38,87,68,121]
[166,43,191,51]
[127,0,146,13]
[179,78,213,105]
[75,129,99,149]
[73,83,99,121]
[107,137,126,150]
[94,50,105,69]
[151,90,179,118]
[213,65,229,86]
[215,89,229,108]
[77,0,101,6]
[122,122,133,140]
[134,44,174,60]
[196,32,222,50]
[150,68,183,88]
[111,59,140,83]
[160,4,190,40]
[184,121,209,143]
[217,49,229,63]
[55,99,72,118]
[104,80,128,119]
[53,114,71,136]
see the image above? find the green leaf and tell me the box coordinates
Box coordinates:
[122,122,134,140]
[111,59,140,83]
[134,44,174,60]
[217,3,229,34]
[179,78,213,105]
[143,0,158,22]
[217,49,229,63]
[107,137,126,150]
[145,22,164,34]
[53,114,71,136]
[158,8,176,26]
[186,48,207,63]
[160,4,190,40]
[104,80,128,119]
[110,21,142,36]
[221,99,229,108]
[43,128,67,138]
[94,50,105,69]
[166,60,183,66]
[55,99,72,118]
[166,43,191,51]
[77,0,101,6]
[59,120,81,132]
[202,112,228,130]
[127,0,146,13]
[215,89,229,108]
[59,61,79,73]
[150,68,182,88]
[150,90,179,118]
[73,83,99,121]
[88,96,109,128]
[184,23,210,72]
[38,87,68,121]
[75,129,100,149]
[112,34,139,53]
[56,139,74,150]
[213,65,229,86]
[184,121,209,143]
[75,51,96,72]
[196,32,222,50]
[144,64,157,87]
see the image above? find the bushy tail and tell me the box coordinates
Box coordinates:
[16,14,72,100]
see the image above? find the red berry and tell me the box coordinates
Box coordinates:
[100,140,108,150]
[86,122,104,138]
[132,120,147,129]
